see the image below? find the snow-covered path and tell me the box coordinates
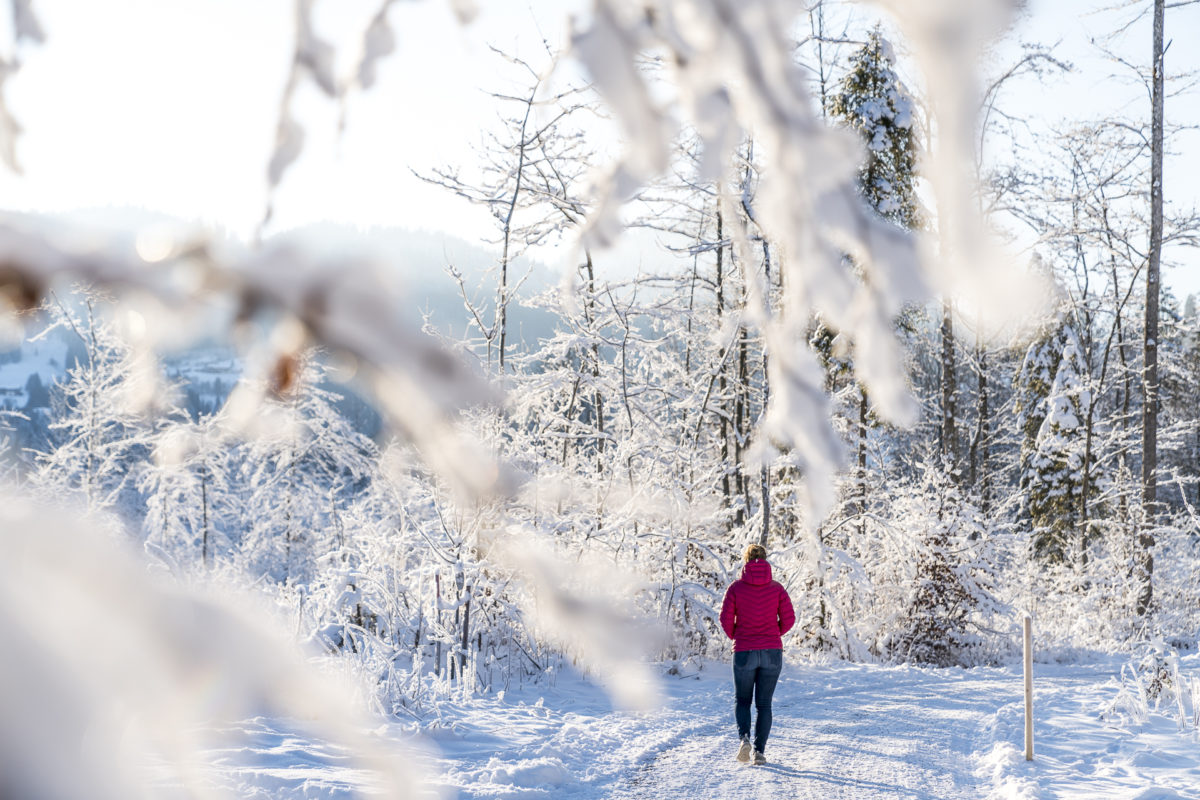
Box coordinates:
[158,656,1200,799]
[609,665,1004,799]
[422,661,1047,799]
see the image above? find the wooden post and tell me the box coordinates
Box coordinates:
[435,573,442,677]
[1023,614,1034,761]
[460,597,471,681]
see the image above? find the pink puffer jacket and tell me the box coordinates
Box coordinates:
[720,560,796,652]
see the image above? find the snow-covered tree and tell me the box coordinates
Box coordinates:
[32,295,158,519]
[794,27,928,660]
[879,459,1004,666]
[1016,315,1097,563]
[416,48,595,373]
[828,26,920,228]
[139,412,234,572]
[826,24,922,527]
[236,354,376,585]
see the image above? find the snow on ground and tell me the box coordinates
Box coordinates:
[978,654,1200,799]
[154,654,1200,799]
[0,336,66,405]
[143,718,395,800]
[603,663,983,799]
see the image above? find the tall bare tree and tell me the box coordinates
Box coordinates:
[1137,0,1166,617]
[415,48,592,373]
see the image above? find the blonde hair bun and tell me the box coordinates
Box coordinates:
[743,543,767,563]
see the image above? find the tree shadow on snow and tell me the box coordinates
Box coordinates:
[754,762,806,780]
[781,768,930,798]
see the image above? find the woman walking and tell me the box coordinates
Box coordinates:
[719,544,795,766]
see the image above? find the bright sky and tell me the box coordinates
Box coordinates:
[0,0,573,242]
[0,0,1196,294]
[999,0,1200,300]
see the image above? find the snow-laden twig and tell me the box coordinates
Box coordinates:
[566,0,1033,520]
[0,216,509,500]
[0,492,422,799]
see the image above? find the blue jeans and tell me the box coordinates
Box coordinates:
[733,648,782,753]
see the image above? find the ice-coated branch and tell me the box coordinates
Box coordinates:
[0,0,45,173]
[0,215,508,500]
[12,0,43,43]
[564,0,1031,519]
[0,493,422,799]
[264,0,402,229]
[354,0,399,91]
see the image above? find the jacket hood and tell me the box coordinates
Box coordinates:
[742,559,772,585]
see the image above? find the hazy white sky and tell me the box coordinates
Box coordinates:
[0,0,553,239]
[995,0,1200,298]
[0,0,1196,294]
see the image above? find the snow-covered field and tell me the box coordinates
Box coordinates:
[159,654,1200,799]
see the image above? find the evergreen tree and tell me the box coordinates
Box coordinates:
[1156,291,1200,510]
[881,458,1003,666]
[828,26,920,228]
[824,27,921,513]
[1015,315,1096,562]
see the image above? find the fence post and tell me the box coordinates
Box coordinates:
[1023,614,1034,761]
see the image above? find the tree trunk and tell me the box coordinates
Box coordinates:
[811,2,830,119]
[972,341,990,516]
[686,248,699,375]
[460,597,471,681]
[715,204,732,516]
[857,385,868,540]
[435,572,443,677]
[940,298,958,473]
[736,322,749,527]
[584,249,605,462]
[497,89,537,373]
[760,240,772,548]
[561,375,579,469]
[1137,0,1165,618]
[201,469,210,570]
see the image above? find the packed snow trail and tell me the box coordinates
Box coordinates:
[428,661,1046,799]
[609,664,1004,799]
[150,657,1200,798]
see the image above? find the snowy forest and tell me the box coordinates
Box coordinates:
[3,0,1200,798]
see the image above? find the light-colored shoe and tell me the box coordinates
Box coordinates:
[736,737,752,763]
[753,750,766,766]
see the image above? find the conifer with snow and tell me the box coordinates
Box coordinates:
[1016,315,1097,562]
[828,26,920,229]
[880,458,1004,666]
